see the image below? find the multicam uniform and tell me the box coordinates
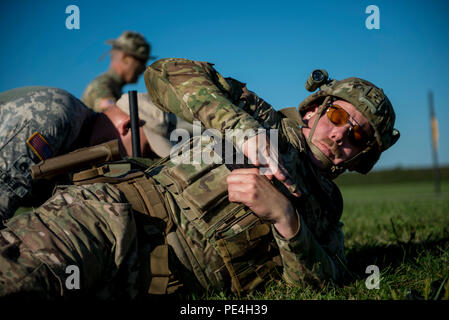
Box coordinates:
[145,58,347,290]
[81,69,126,112]
[0,87,97,222]
[0,59,347,299]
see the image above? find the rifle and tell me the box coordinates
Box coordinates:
[128,90,141,157]
[30,139,121,180]
[30,90,150,182]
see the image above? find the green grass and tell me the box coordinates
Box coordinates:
[334,166,449,186]
[202,181,449,300]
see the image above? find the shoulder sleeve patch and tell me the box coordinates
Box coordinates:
[26,132,54,161]
[96,97,116,111]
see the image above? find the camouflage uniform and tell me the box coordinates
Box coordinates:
[0,183,141,298]
[81,69,125,112]
[0,59,347,298]
[144,58,347,288]
[0,87,97,222]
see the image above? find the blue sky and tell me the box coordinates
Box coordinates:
[1,0,448,170]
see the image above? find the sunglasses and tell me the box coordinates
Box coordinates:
[326,104,371,148]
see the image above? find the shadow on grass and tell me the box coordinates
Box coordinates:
[344,235,449,283]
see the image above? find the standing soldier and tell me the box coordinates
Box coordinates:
[82,31,153,112]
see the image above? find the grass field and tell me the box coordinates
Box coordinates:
[204,179,449,300]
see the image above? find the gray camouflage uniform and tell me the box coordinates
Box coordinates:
[0,87,97,222]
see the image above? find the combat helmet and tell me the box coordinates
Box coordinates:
[298,69,400,174]
[106,31,154,62]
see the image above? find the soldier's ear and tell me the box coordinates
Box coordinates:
[123,55,132,65]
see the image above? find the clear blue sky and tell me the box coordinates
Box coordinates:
[1,0,448,170]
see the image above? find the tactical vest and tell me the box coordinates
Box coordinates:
[139,122,344,295]
[71,111,343,296]
[72,136,282,296]
[62,101,344,297]
[148,138,283,295]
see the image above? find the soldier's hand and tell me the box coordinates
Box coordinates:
[241,132,301,198]
[227,168,300,239]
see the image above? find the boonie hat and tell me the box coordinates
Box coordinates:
[106,31,155,62]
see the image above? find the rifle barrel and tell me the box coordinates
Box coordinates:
[128,90,141,157]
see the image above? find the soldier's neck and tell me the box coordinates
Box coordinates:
[108,65,127,84]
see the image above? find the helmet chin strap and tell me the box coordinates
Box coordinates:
[305,96,346,175]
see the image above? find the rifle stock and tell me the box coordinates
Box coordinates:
[30,140,121,180]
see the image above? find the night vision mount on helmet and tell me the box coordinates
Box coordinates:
[298,69,400,175]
